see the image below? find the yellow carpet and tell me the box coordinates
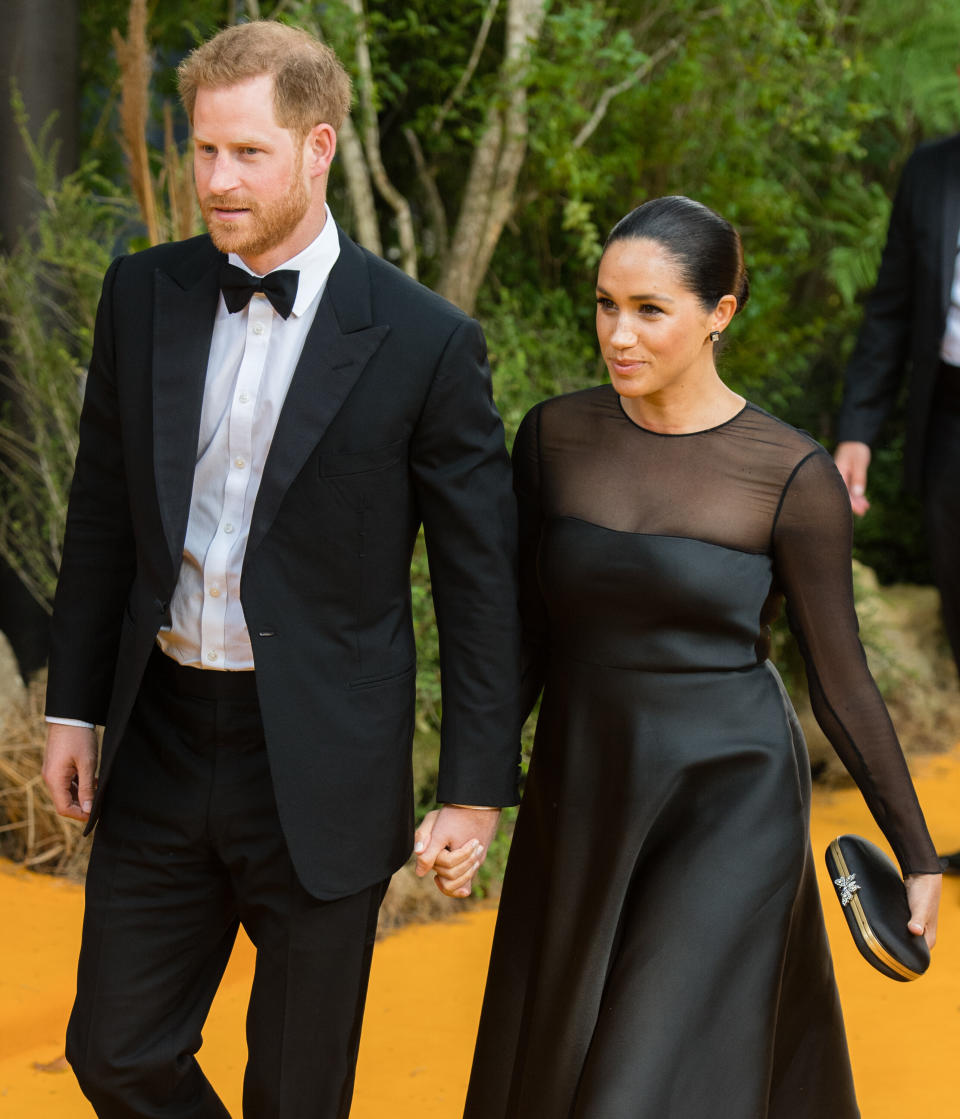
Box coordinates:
[2,746,958,1117]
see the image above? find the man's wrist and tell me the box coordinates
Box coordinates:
[444,803,500,811]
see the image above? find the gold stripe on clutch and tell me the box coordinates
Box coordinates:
[829,838,922,982]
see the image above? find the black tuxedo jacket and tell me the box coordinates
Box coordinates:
[836,132,960,493]
[46,227,521,899]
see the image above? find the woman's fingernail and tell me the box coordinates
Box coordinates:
[414,840,424,853]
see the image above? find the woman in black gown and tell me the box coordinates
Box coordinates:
[455,197,941,1118]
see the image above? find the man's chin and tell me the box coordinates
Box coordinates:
[202,210,250,251]
[206,226,260,258]
[207,228,243,255]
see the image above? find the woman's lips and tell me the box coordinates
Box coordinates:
[610,357,645,374]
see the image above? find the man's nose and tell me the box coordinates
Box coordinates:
[207,154,239,193]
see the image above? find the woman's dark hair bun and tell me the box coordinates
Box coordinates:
[605,196,749,315]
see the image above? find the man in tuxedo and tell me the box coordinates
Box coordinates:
[41,20,520,1117]
[834,127,960,872]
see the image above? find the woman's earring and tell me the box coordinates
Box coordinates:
[709,330,721,343]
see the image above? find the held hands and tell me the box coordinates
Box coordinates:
[833,441,872,516]
[414,805,501,898]
[904,872,941,951]
[42,723,99,822]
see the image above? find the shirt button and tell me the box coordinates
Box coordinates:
[207,651,219,662]
[238,393,250,404]
[209,586,221,598]
[234,457,245,469]
[223,523,234,534]
[252,323,265,336]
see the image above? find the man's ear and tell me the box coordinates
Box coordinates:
[306,123,337,179]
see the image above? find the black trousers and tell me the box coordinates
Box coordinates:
[67,649,388,1119]
[923,365,960,679]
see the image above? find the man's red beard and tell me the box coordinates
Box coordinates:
[200,173,309,263]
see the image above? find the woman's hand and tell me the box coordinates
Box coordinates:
[430,838,487,897]
[904,872,942,950]
[413,806,499,898]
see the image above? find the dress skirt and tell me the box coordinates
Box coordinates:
[464,655,859,1118]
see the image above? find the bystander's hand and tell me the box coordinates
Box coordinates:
[833,440,872,516]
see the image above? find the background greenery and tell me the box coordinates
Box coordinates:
[72,0,956,576]
[2,0,959,887]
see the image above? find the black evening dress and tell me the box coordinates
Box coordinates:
[463,386,939,1119]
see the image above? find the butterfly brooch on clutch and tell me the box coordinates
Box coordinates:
[834,873,860,907]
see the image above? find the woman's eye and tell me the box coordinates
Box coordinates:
[596,297,615,310]
[639,304,662,315]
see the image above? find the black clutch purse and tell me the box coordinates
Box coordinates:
[824,834,930,982]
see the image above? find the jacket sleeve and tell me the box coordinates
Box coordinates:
[409,317,522,806]
[45,256,137,724]
[835,153,919,446]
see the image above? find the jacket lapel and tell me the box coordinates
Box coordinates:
[152,239,223,569]
[940,137,960,317]
[246,230,390,556]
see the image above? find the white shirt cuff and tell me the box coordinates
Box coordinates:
[45,716,96,729]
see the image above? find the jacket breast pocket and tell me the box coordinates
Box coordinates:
[319,439,406,478]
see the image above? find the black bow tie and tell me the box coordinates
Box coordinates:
[220,262,299,319]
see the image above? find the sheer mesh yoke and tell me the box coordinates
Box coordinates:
[515,385,938,875]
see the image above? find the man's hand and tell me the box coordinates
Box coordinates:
[833,440,872,516]
[42,723,99,822]
[413,805,501,898]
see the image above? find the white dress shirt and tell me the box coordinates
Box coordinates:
[156,208,341,670]
[941,226,960,367]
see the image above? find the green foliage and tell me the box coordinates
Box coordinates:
[483,285,601,443]
[822,181,891,308]
[854,0,960,141]
[410,532,442,741]
[0,89,131,609]
[844,433,930,585]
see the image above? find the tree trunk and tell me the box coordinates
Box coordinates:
[337,115,383,256]
[344,0,418,278]
[0,0,78,251]
[439,0,548,314]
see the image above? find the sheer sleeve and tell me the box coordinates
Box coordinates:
[513,405,548,722]
[772,448,939,875]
